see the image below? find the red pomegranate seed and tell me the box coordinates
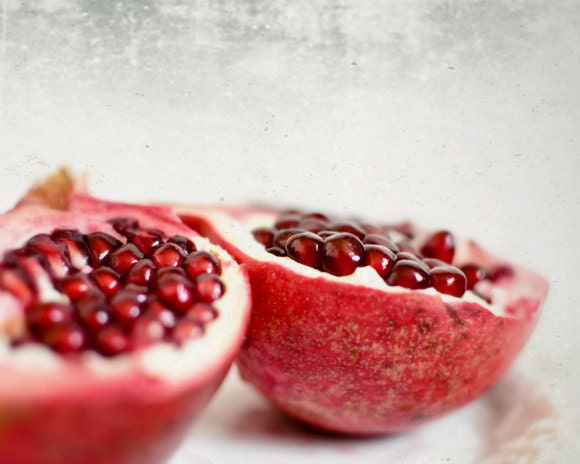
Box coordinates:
[193,274,225,303]
[171,318,204,344]
[51,229,90,269]
[90,267,121,299]
[317,231,338,240]
[302,212,330,223]
[3,248,32,267]
[108,217,139,235]
[330,222,366,240]
[285,232,324,270]
[182,251,222,280]
[460,263,487,289]
[157,273,195,313]
[272,228,305,249]
[125,259,157,287]
[0,266,37,307]
[363,234,400,252]
[252,227,275,248]
[27,302,73,334]
[274,213,301,229]
[94,326,130,357]
[386,260,431,290]
[59,273,95,302]
[107,243,144,274]
[85,232,121,266]
[126,228,164,256]
[420,230,455,264]
[298,218,330,233]
[397,241,423,257]
[75,290,106,309]
[167,235,196,254]
[322,233,365,276]
[266,210,499,302]
[363,244,397,280]
[152,242,186,268]
[186,302,218,324]
[78,305,111,331]
[360,224,390,237]
[423,258,448,269]
[488,265,514,282]
[430,266,467,297]
[131,314,166,347]
[42,322,87,354]
[120,284,148,304]
[75,293,111,330]
[144,296,176,329]
[396,252,428,270]
[26,234,72,278]
[266,247,286,257]
[111,293,142,327]
[157,267,186,280]
[0,218,228,358]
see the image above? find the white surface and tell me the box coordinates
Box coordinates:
[1,1,578,462]
[169,366,560,464]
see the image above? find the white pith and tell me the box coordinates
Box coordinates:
[0,202,250,393]
[195,207,543,318]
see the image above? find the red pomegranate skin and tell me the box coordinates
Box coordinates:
[0,368,229,464]
[0,173,251,464]
[177,206,549,435]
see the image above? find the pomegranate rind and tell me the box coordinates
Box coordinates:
[0,194,251,464]
[174,204,548,435]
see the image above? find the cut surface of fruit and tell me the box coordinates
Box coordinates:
[0,171,251,464]
[174,204,549,436]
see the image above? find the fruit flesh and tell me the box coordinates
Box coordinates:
[0,174,251,463]
[252,212,503,298]
[176,205,548,435]
[3,219,226,358]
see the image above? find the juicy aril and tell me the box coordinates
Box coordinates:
[0,171,251,464]
[175,205,549,435]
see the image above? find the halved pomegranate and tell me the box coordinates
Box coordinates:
[175,204,549,435]
[0,171,251,464]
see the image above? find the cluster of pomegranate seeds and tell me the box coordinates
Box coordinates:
[0,217,224,357]
[252,211,510,299]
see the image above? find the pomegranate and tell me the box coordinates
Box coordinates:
[0,171,251,464]
[174,205,549,435]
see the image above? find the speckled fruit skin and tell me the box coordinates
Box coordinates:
[175,205,549,435]
[0,171,251,464]
[0,369,230,464]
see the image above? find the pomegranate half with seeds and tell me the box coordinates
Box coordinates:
[175,205,549,435]
[0,172,251,464]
